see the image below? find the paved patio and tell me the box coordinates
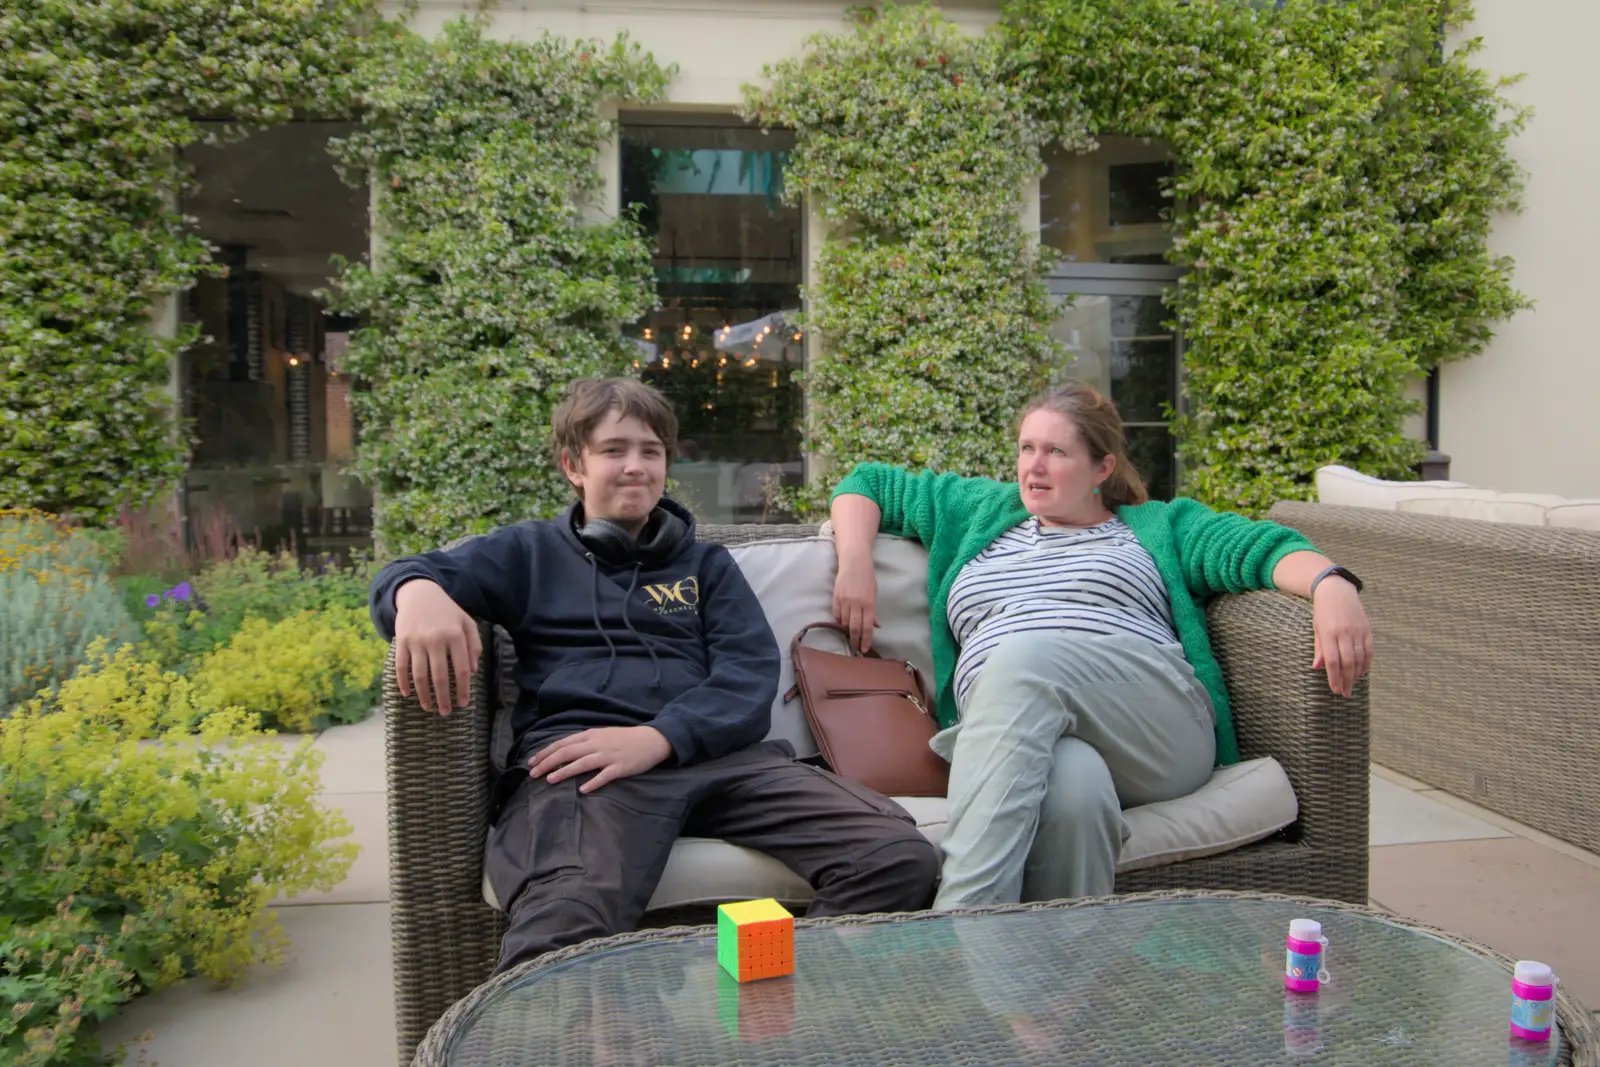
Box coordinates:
[98,711,1600,1066]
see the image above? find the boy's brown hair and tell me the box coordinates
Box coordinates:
[551,377,679,471]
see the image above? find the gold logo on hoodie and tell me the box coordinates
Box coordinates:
[641,576,699,615]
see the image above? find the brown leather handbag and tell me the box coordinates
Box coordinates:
[783,622,949,798]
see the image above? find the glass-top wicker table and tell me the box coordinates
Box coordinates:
[418,891,1598,1067]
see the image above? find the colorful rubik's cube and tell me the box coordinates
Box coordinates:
[716,898,794,982]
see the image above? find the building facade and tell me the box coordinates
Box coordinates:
[172,0,1588,553]
[1439,4,1600,499]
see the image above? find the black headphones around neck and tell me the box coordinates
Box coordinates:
[575,506,686,565]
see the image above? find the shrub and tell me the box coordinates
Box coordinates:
[1004,0,1527,512]
[741,3,1080,517]
[324,17,673,555]
[137,548,379,672]
[189,607,388,732]
[0,0,378,524]
[0,642,357,1067]
[0,511,139,712]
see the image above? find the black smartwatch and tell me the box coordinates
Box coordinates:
[1309,564,1363,599]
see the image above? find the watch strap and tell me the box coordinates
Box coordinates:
[1310,564,1363,598]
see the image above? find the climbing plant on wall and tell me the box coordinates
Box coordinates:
[1007,0,1527,512]
[746,0,1525,515]
[325,18,672,555]
[0,0,377,523]
[742,3,1090,518]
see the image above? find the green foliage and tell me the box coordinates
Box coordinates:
[0,0,380,524]
[1005,0,1528,512]
[190,606,386,733]
[1,511,138,711]
[1,642,356,1066]
[137,548,378,672]
[742,3,1086,517]
[324,18,673,555]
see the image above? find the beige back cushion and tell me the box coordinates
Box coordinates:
[1545,502,1600,532]
[1314,464,1477,511]
[725,534,934,759]
[1395,496,1550,526]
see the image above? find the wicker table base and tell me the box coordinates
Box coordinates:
[417,891,1598,1066]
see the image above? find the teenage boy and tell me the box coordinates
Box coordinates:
[370,378,938,971]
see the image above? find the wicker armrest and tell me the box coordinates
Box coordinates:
[1206,590,1371,862]
[385,621,503,1066]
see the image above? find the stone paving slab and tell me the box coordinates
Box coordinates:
[1369,774,1514,846]
[1371,837,1600,1010]
[99,903,395,1067]
[310,709,387,795]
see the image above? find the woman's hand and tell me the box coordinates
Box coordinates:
[1311,578,1371,698]
[832,559,880,654]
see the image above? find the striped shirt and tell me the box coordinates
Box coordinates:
[948,516,1180,711]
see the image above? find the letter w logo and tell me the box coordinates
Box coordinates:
[641,577,700,613]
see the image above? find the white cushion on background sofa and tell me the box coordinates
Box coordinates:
[1314,464,1476,511]
[1396,496,1550,527]
[1315,465,1600,531]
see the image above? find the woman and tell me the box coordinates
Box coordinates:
[829,380,1372,909]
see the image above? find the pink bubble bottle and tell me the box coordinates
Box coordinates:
[1509,960,1557,1042]
[1284,918,1330,993]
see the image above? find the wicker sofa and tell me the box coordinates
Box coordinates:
[383,523,1370,1065]
[1271,500,1600,857]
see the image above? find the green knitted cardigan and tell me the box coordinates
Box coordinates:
[831,463,1317,765]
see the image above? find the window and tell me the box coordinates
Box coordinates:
[1040,137,1181,500]
[620,116,803,524]
[180,122,371,553]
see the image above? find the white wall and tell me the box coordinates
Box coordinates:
[1440,4,1600,497]
[402,0,1000,107]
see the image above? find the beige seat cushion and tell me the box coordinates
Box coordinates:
[481,757,1298,911]
[1314,464,1478,510]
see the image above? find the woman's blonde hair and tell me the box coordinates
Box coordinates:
[1018,380,1149,509]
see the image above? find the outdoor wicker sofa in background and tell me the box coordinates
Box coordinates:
[382,523,1371,1066]
[1272,500,1600,856]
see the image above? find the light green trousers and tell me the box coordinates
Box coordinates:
[930,631,1216,909]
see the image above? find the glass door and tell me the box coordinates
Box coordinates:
[1040,137,1183,499]
[619,115,803,524]
[1045,276,1181,501]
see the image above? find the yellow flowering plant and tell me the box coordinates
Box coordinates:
[0,641,357,1067]
[190,606,388,733]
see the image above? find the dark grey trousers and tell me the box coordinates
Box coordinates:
[485,740,939,973]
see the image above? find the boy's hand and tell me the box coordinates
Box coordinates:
[528,726,673,794]
[393,579,483,713]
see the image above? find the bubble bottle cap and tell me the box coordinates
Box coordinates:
[1514,961,1554,987]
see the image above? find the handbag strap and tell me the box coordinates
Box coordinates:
[790,621,879,663]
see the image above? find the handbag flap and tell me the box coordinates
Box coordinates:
[789,623,948,798]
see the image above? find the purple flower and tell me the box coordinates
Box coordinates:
[169,581,194,602]
[145,593,161,608]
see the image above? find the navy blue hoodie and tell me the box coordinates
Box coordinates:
[369,498,779,766]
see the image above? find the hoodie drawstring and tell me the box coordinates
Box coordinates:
[588,554,663,692]
[620,563,663,690]
[588,552,620,692]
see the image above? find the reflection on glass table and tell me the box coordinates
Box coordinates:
[427,895,1594,1067]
